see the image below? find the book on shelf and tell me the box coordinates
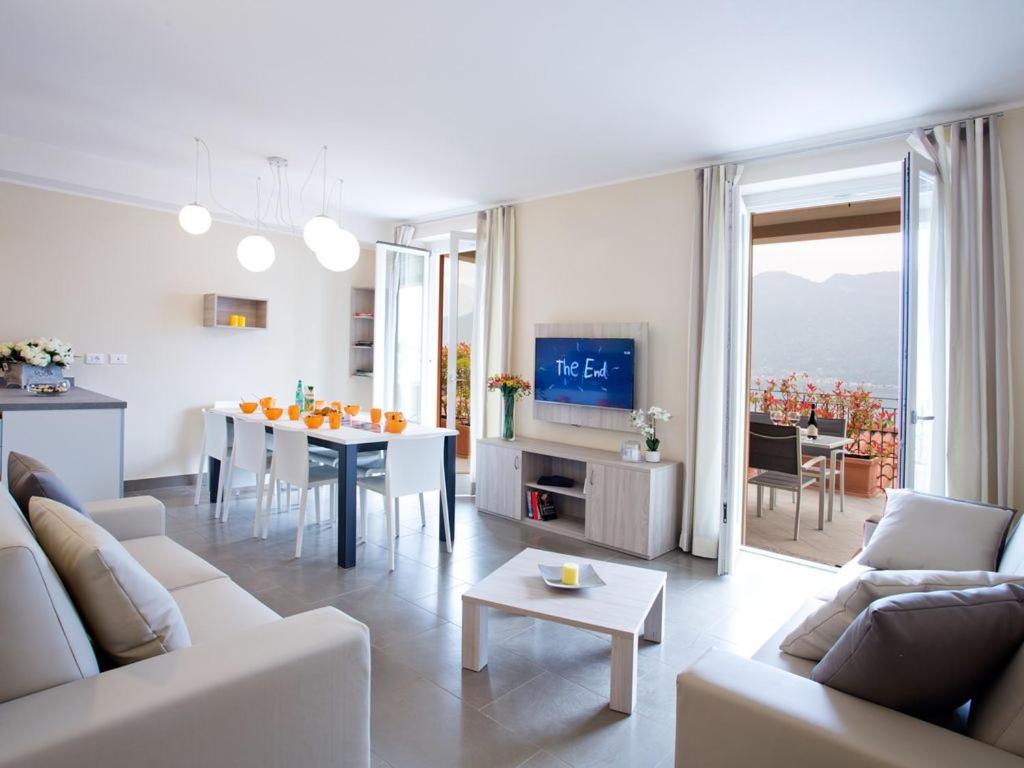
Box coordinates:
[525,490,557,521]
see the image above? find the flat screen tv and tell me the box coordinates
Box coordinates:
[534,337,635,410]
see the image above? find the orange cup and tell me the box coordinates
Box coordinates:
[344,404,360,418]
[329,411,341,429]
[259,396,275,410]
[287,404,300,420]
[331,400,342,412]
[264,407,283,421]
[239,402,258,414]
[370,407,382,424]
[304,414,324,429]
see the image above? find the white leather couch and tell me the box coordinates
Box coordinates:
[676,513,1024,767]
[0,489,371,768]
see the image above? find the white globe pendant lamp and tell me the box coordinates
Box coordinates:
[314,177,361,272]
[237,234,275,272]
[303,214,339,252]
[179,138,212,235]
[237,177,275,272]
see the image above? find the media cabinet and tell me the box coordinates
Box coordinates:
[475,436,682,559]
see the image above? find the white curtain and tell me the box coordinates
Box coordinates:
[378,225,416,412]
[680,164,743,558]
[909,117,1013,506]
[470,206,516,481]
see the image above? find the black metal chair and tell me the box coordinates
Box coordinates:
[748,423,826,540]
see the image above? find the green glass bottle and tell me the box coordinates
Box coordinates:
[295,379,303,408]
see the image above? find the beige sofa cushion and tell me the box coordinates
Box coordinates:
[970,643,1024,757]
[171,577,279,645]
[29,497,191,666]
[121,536,226,592]
[0,490,98,703]
[751,599,821,679]
[782,570,1024,661]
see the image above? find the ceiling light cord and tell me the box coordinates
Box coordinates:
[192,137,201,204]
[298,145,326,220]
[196,137,251,224]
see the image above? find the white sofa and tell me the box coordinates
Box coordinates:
[676,510,1024,767]
[0,489,371,768]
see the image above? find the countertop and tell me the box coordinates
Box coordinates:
[0,386,126,411]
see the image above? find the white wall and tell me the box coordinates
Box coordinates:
[0,182,374,480]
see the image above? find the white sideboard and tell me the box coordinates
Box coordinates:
[475,436,682,560]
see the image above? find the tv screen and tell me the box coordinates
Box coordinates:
[534,337,635,410]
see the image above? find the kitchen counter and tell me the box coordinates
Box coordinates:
[0,386,125,499]
[0,386,126,411]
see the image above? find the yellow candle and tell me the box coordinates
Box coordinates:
[228,314,238,326]
[238,315,247,327]
[562,562,579,586]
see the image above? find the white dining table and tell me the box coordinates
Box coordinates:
[800,432,852,522]
[209,407,458,568]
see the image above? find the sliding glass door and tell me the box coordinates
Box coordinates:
[374,242,431,423]
[900,152,944,493]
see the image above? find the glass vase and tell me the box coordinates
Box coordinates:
[501,391,516,441]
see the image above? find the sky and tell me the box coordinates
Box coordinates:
[753,232,902,282]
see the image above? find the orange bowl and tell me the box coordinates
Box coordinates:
[344,404,360,417]
[385,417,408,434]
[264,407,283,421]
[259,396,276,410]
[304,414,324,429]
[239,402,258,414]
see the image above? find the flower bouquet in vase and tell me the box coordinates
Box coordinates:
[0,338,74,389]
[631,406,671,462]
[487,374,532,441]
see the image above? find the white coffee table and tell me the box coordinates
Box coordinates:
[461,547,666,714]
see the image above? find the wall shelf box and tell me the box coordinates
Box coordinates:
[476,436,682,560]
[350,287,375,378]
[203,294,268,329]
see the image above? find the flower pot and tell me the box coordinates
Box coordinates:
[843,455,882,498]
[456,423,471,457]
[645,450,661,463]
[2,362,65,389]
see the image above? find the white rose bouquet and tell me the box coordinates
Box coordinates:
[631,405,672,452]
[0,337,75,369]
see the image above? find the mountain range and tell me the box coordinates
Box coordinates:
[750,271,901,401]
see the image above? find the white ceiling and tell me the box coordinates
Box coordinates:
[2,0,1023,240]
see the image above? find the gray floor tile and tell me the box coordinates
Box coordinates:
[322,587,446,648]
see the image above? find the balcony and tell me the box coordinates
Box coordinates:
[745,374,896,567]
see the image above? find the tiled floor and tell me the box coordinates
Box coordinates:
[150,483,837,768]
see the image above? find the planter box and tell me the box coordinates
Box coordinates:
[2,362,65,389]
[456,423,471,458]
[844,455,882,498]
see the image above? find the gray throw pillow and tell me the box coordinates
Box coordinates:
[811,583,1024,716]
[7,451,88,520]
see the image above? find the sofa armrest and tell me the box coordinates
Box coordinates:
[83,495,165,540]
[863,513,882,548]
[676,650,1022,768]
[0,607,371,768]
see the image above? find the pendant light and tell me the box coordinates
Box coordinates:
[315,178,361,272]
[302,145,341,252]
[237,177,275,272]
[178,137,212,234]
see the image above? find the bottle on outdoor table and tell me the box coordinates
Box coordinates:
[807,402,819,439]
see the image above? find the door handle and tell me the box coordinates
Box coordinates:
[911,411,935,424]
[513,455,519,470]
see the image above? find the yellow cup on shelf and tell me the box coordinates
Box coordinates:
[238,315,247,328]
[228,314,239,327]
[562,562,579,586]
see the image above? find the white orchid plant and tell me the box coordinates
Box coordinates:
[0,338,75,369]
[631,405,671,452]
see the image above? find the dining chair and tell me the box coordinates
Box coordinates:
[193,401,238,506]
[748,423,826,540]
[196,410,232,517]
[356,435,452,571]
[261,426,339,558]
[219,418,277,537]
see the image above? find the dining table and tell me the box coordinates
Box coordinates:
[800,432,852,522]
[209,406,458,568]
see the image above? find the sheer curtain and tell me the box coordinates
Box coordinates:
[378,225,419,414]
[470,205,516,482]
[680,164,744,560]
[908,117,1013,506]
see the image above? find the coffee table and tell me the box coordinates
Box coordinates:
[461,547,666,714]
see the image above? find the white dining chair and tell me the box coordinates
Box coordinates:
[356,435,452,572]
[195,410,232,517]
[219,418,275,536]
[261,426,339,558]
[193,401,242,506]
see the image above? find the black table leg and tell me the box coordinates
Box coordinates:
[336,444,358,568]
[442,434,456,544]
[207,456,221,504]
